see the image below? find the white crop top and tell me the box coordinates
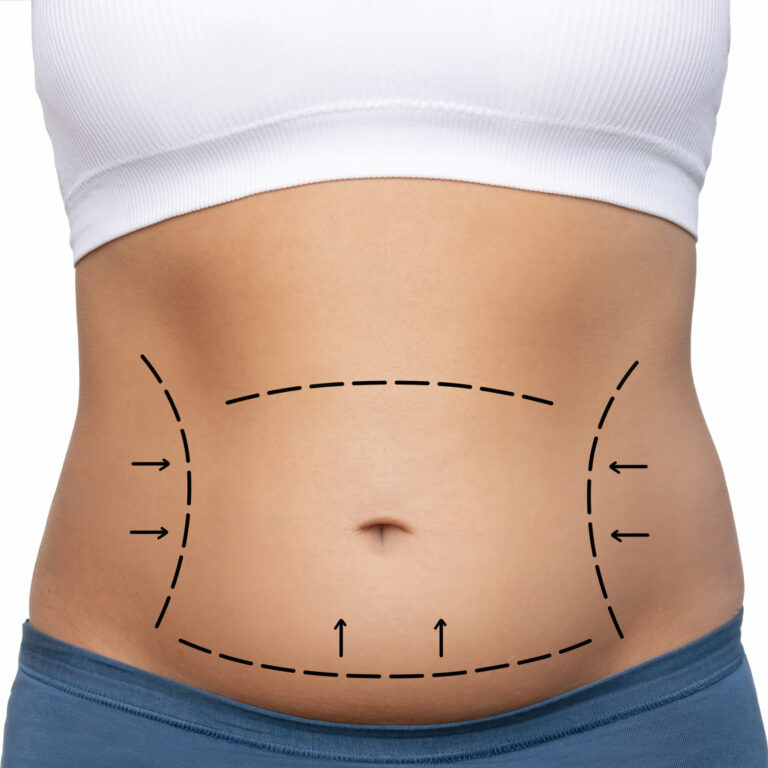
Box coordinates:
[30,0,731,264]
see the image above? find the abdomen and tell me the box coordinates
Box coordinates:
[29,178,744,724]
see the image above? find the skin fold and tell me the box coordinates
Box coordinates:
[29,178,744,724]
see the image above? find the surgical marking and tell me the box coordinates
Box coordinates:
[597,396,614,429]
[178,638,211,654]
[140,354,162,383]
[608,605,624,639]
[588,436,598,471]
[225,377,554,407]
[182,513,190,548]
[164,389,181,422]
[170,555,183,589]
[176,637,593,679]
[180,429,190,463]
[268,386,301,395]
[585,360,643,639]
[558,638,592,654]
[595,564,608,599]
[616,361,638,390]
[139,355,193,625]
[154,595,171,628]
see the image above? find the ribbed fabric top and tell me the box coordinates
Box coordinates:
[31,0,731,264]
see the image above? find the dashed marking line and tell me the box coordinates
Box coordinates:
[616,361,638,391]
[480,386,515,397]
[180,429,190,463]
[164,389,181,422]
[595,564,608,599]
[140,355,192,629]
[475,663,510,673]
[608,605,624,639]
[521,394,554,406]
[588,436,598,471]
[586,361,639,639]
[559,638,592,654]
[261,663,296,674]
[597,396,614,430]
[170,555,183,589]
[154,595,171,629]
[176,640,592,679]
[178,638,212,654]
[268,386,301,396]
[225,392,260,405]
[182,513,190,548]
[140,354,162,384]
[225,377,555,407]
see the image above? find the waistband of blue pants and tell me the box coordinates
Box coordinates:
[17,609,746,762]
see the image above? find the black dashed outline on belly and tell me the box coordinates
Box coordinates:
[225,379,554,407]
[175,635,593,679]
[585,360,638,640]
[140,354,191,629]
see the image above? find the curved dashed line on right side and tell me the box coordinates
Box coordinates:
[586,360,638,640]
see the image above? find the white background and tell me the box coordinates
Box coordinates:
[0,0,766,749]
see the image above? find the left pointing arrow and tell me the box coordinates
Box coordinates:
[130,527,168,539]
[131,458,171,471]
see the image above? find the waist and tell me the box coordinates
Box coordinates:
[29,180,744,724]
[13,610,750,762]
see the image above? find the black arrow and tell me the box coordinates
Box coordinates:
[131,458,170,471]
[434,618,447,658]
[129,527,168,540]
[609,461,648,474]
[334,619,346,657]
[611,530,650,543]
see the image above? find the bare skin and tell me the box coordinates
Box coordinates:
[29,178,744,724]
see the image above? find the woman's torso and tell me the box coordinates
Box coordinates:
[28,178,744,724]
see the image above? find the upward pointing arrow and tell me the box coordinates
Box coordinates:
[434,618,447,658]
[334,618,346,657]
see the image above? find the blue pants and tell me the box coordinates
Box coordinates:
[2,609,767,766]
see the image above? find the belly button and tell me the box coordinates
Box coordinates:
[356,518,413,547]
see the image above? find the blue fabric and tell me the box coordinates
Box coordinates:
[2,609,766,766]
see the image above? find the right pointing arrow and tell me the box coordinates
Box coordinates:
[131,458,171,471]
[611,530,650,543]
[609,461,648,474]
[129,527,168,540]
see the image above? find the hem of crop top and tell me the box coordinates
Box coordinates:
[64,99,702,264]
